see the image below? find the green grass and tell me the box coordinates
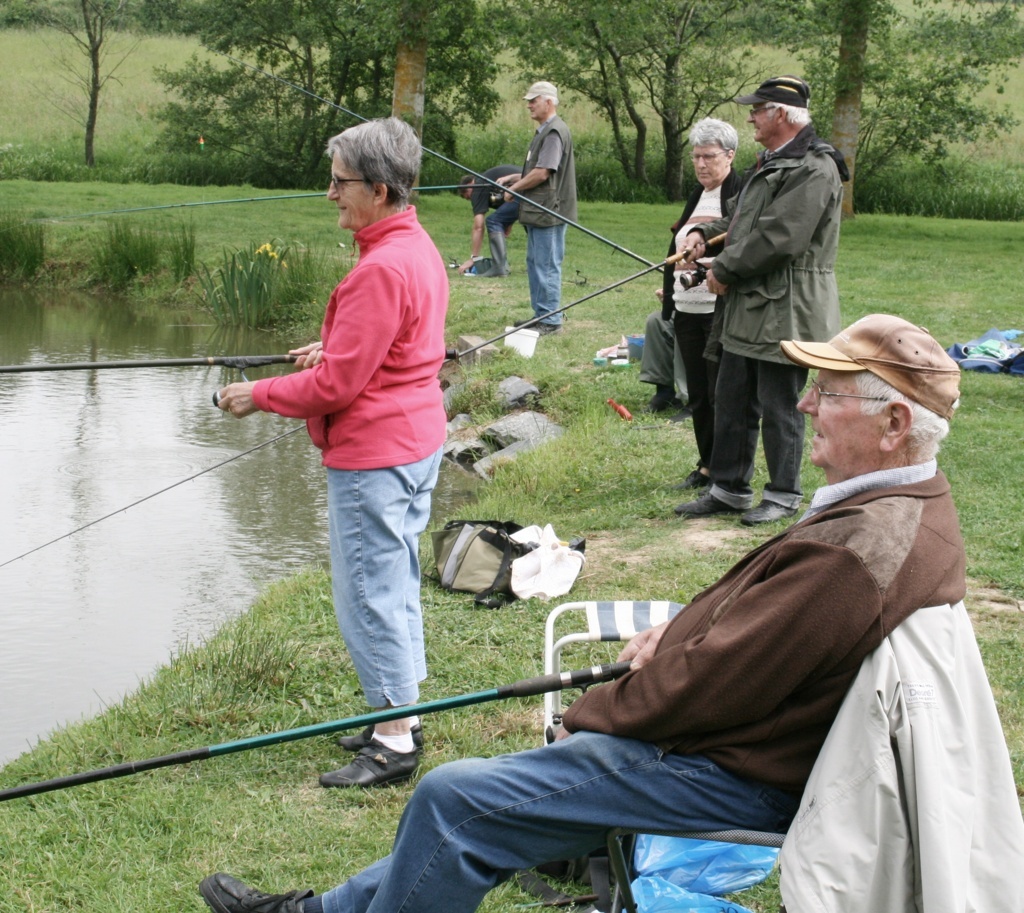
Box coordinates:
[0,183,1021,912]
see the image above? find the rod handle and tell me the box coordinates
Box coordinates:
[499,661,633,698]
[669,230,729,264]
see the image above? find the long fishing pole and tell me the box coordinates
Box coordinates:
[0,425,304,571]
[0,354,298,374]
[447,234,726,360]
[0,661,632,802]
[214,51,655,268]
[28,187,472,224]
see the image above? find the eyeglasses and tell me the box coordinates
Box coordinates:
[807,380,890,406]
[329,176,365,189]
[691,151,730,163]
[750,105,778,118]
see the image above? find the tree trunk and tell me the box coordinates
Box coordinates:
[83,0,101,168]
[392,1,429,137]
[831,0,872,216]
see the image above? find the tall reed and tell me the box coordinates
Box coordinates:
[0,210,46,279]
[91,219,162,290]
[168,219,196,283]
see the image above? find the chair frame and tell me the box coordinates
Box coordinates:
[543,600,684,741]
[542,600,786,913]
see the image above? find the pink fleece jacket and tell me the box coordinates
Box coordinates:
[252,206,448,469]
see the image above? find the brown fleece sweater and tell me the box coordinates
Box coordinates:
[562,473,966,793]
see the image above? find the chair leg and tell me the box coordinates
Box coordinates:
[606,830,638,913]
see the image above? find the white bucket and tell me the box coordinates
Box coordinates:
[504,326,540,358]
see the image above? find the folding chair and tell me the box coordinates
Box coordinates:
[541,599,787,913]
[542,600,684,743]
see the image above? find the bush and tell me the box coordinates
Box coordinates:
[0,210,46,280]
[857,157,1024,221]
[92,219,161,289]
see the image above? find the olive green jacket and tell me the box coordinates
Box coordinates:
[696,126,845,364]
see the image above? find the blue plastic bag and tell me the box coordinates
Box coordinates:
[630,836,779,913]
[631,876,758,913]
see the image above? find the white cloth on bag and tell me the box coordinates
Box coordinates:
[510,524,585,600]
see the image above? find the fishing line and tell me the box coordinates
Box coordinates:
[0,425,305,571]
[213,50,655,268]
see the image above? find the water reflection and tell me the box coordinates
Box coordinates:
[0,289,476,764]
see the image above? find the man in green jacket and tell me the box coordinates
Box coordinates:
[675,76,849,525]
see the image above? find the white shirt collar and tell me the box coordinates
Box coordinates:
[803,461,938,519]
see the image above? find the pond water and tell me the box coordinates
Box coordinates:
[0,289,475,765]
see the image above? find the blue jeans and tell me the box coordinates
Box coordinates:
[320,732,799,913]
[326,448,442,709]
[709,351,808,511]
[485,200,519,235]
[524,223,566,325]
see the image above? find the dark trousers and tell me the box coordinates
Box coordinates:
[673,310,717,470]
[708,350,808,510]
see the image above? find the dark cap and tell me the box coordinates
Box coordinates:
[781,314,961,419]
[735,76,811,108]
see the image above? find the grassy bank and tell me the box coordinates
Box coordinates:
[0,188,1022,912]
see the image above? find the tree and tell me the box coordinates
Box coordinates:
[497,0,773,200]
[155,0,501,188]
[42,0,141,167]
[798,0,1024,213]
[392,0,429,134]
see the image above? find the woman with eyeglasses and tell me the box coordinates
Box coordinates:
[659,118,743,494]
[215,118,448,789]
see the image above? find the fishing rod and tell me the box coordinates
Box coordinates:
[28,186,472,224]
[0,661,632,802]
[215,51,655,268]
[0,354,298,374]
[0,425,304,571]
[446,234,726,361]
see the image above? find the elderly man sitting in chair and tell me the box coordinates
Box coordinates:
[198,315,1022,913]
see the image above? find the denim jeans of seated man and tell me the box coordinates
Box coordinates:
[524,222,566,326]
[319,731,799,913]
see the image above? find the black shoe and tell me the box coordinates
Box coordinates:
[741,501,798,526]
[674,491,743,518]
[671,469,711,491]
[514,317,562,335]
[645,388,681,413]
[199,873,312,913]
[337,722,423,752]
[319,739,419,788]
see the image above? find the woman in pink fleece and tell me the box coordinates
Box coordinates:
[216,118,449,788]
